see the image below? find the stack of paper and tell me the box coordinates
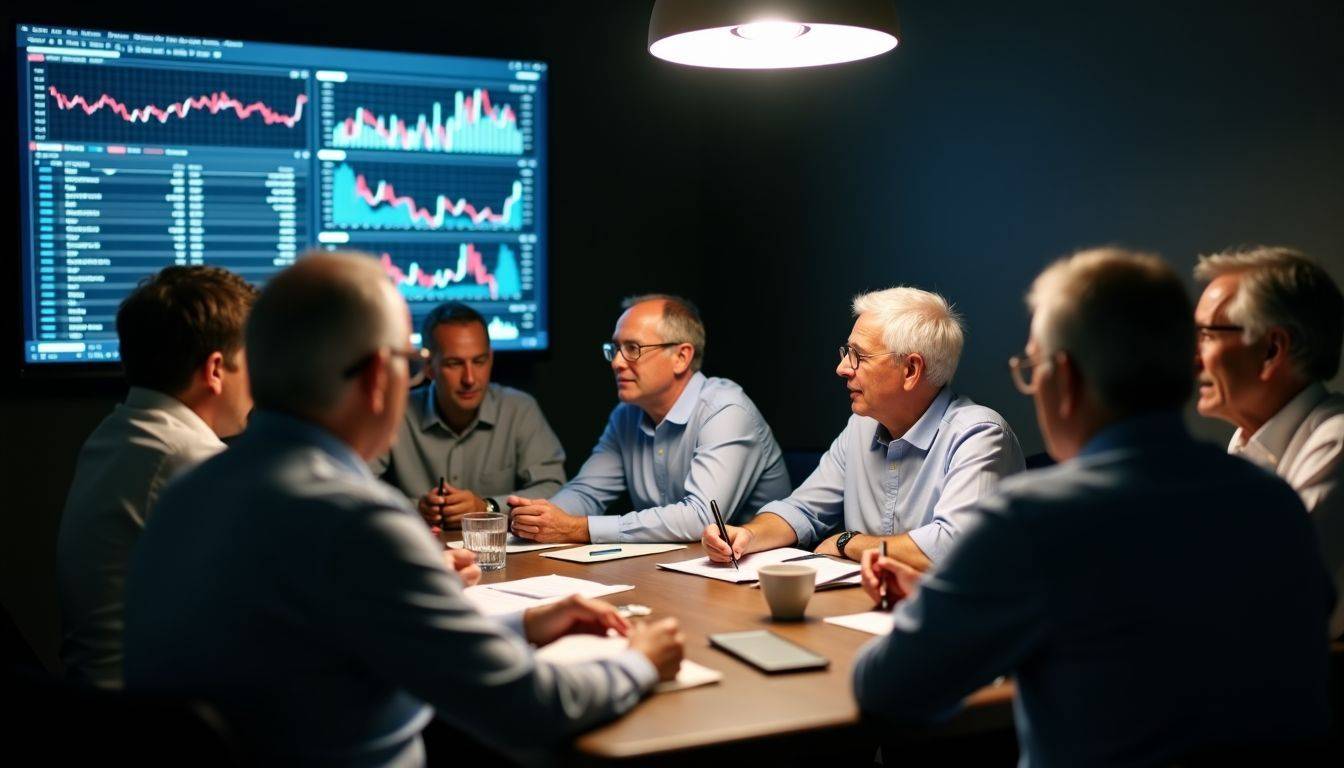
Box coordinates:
[535,632,722,693]
[657,548,860,586]
[824,610,897,636]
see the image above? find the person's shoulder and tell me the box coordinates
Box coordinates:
[943,392,1015,435]
[492,383,542,410]
[698,375,764,414]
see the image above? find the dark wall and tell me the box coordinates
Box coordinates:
[4,0,1343,668]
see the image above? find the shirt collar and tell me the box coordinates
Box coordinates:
[649,371,706,430]
[1078,410,1188,458]
[1229,381,1329,469]
[246,410,371,478]
[873,387,953,452]
[124,386,224,448]
[419,382,498,434]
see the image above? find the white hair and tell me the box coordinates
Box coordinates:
[851,287,965,387]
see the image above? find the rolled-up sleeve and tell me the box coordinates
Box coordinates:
[853,501,1044,722]
[589,404,774,543]
[906,421,1025,563]
[758,424,852,548]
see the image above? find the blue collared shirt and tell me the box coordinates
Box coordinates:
[548,372,792,543]
[760,388,1024,561]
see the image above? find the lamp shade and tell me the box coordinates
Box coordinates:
[648,0,900,69]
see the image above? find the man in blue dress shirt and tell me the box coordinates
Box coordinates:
[704,287,1024,567]
[854,249,1334,766]
[509,294,791,544]
[125,252,684,766]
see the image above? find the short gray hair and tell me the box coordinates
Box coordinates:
[247,250,403,415]
[1028,248,1193,415]
[621,294,706,371]
[851,287,964,387]
[1194,246,1343,380]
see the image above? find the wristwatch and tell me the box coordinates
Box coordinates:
[483,497,501,514]
[834,530,861,558]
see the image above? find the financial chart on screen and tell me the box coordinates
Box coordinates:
[15,24,549,365]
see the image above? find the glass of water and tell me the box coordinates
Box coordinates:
[462,512,508,571]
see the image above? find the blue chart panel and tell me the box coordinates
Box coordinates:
[377,241,527,302]
[324,79,532,155]
[326,161,530,232]
[41,61,308,148]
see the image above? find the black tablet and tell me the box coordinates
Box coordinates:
[708,630,829,673]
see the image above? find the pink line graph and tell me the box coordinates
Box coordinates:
[379,245,500,299]
[47,85,308,128]
[353,171,511,227]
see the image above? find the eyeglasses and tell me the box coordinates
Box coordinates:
[838,344,903,371]
[342,346,432,386]
[1195,324,1245,343]
[1008,351,1054,395]
[602,340,684,363]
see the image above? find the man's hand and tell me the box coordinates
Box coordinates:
[702,523,752,563]
[418,484,486,529]
[814,532,844,557]
[860,548,922,609]
[524,594,630,646]
[627,618,685,682]
[508,496,590,543]
[443,547,482,587]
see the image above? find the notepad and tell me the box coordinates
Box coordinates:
[485,574,634,601]
[446,536,568,554]
[657,548,861,586]
[542,543,687,563]
[534,632,722,693]
[824,610,897,636]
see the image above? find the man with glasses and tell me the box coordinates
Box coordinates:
[125,252,684,764]
[508,294,791,543]
[704,287,1023,567]
[1193,246,1344,638]
[371,301,566,532]
[853,249,1332,765]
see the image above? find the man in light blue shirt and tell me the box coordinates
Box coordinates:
[509,294,791,544]
[854,249,1333,766]
[705,287,1023,567]
[125,252,683,765]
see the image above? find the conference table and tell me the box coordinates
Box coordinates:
[475,542,1017,765]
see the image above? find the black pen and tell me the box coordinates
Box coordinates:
[710,499,739,571]
[879,540,890,611]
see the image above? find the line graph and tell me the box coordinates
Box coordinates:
[42,62,309,148]
[330,88,522,154]
[379,242,523,301]
[328,162,526,231]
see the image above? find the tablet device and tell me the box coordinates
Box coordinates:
[708,630,829,673]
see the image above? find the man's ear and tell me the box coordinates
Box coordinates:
[1054,352,1081,419]
[201,351,226,396]
[902,353,926,392]
[1260,327,1293,382]
[360,351,392,415]
[672,343,694,375]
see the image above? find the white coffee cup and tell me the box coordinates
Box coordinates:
[758,564,815,620]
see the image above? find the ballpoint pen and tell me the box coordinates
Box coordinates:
[589,547,623,556]
[710,499,739,570]
[879,540,890,611]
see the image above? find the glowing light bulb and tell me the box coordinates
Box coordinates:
[731,21,810,42]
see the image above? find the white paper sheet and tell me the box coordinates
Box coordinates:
[542,543,687,563]
[462,584,545,616]
[534,633,722,693]
[657,548,860,586]
[446,536,568,554]
[824,610,896,636]
[485,574,634,601]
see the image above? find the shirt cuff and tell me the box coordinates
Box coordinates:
[613,648,660,692]
[587,514,621,544]
[905,523,944,564]
[496,609,528,639]
[759,502,817,548]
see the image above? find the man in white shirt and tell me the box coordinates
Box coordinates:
[1194,246,1344,638]
[57,266,258,688]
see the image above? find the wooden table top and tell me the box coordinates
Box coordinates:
[478,543,1015,761]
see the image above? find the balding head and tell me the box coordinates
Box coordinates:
[247,250,408,417]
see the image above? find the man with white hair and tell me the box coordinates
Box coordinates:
[124,252,683,765]
[703,286,1023,567]
[508,293,791,543]
[854,249,1333,765]
[1193,246,1344,638]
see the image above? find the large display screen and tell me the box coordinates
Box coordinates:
[15,23,548,366]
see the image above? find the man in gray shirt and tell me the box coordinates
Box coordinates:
[372,301,565,530]
[125,252,683,765]
[57,266,257,689]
